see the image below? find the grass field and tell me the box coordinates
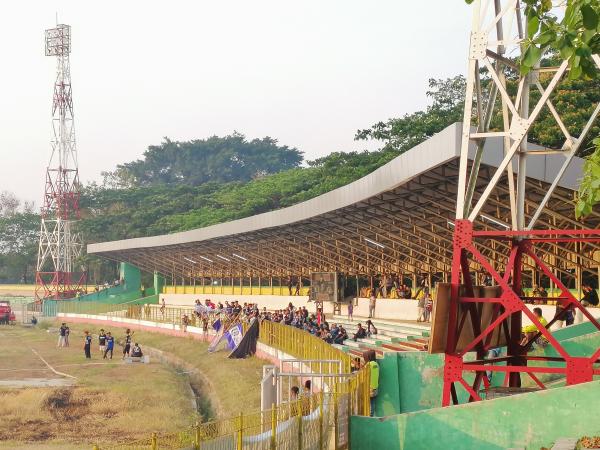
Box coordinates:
[0,322,265,449]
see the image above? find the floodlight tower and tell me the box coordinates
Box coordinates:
[35,24,85,301]
[443,0,600,406]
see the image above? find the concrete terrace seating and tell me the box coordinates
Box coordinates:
[330,316,430,356]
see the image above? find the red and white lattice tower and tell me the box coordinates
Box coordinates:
[35,24,85,301]
[442,0,600,406]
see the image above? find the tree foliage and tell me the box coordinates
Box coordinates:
[0,198,38,283]
[106,133,304,187]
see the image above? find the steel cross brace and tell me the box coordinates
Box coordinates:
[442,220,600,406]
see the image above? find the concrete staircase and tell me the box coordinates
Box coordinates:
[330,315,430,356]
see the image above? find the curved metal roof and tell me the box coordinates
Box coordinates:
[88,122,598,281]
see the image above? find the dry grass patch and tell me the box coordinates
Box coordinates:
[0,326,196,448]
[61,321,265,416]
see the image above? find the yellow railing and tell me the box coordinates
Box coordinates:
[163,285,311,296]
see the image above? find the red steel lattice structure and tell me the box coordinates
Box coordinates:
[35,24,85,301]
[444,0,600,405]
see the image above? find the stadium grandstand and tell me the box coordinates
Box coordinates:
[88,122,600,290]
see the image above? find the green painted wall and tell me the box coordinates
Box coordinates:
[352,380,600,450]
[375,352,475,416]
[120,262,141,292]
[43,263,145,316]
[375,320,600,415]
[154,271,165,295]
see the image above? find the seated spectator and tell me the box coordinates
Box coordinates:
[131,343,143,358]
[329,323,339,340]
[334,326,348,344]
[353,323,367,341]
[520,307,548,347]
[366,320,378,336]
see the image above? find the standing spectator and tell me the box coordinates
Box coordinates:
[295,279,301,296]
[365,350,379,417]
[385,276,393,299]
[122,329,134,359]
[538,286,548,303]
[194,299,203,318]
[316,308,324,326]
[182,314,190,332]
[160,299,166,317]
[83,331,92,359]
[369,289,377,318]
[104,332,114,359]
[202,314,209,336]
[57,323,67,348]
[424,293,433,323]
[347,301,354,321]
[417,292,426,322]
[98,329,107,354]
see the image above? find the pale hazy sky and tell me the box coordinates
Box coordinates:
[1,1,471,203]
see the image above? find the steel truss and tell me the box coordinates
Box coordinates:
[35,24,85,301]
[445,0,600,405]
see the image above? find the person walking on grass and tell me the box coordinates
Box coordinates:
[104,332,114,359]
[122,329,134,359]
[83,331,92,359]
[64,325,71,347]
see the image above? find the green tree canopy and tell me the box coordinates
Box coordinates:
[105,133,304,187]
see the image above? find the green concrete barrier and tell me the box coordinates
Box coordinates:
[375,319,600,415]
[351,379,600,450]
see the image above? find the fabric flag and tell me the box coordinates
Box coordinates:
[229,318,259,359]
[212,318,222,332]
[224,324,244,350]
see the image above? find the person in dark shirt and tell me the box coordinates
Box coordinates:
[353,323,367,341]
[122,329,134,359]
[98,329,107,354]
[582,284,599,307]
[334,326,348,345]
[84,331,92,359]
[64,326,70,347]
[57,323,67,348]
[104,332,114,359]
